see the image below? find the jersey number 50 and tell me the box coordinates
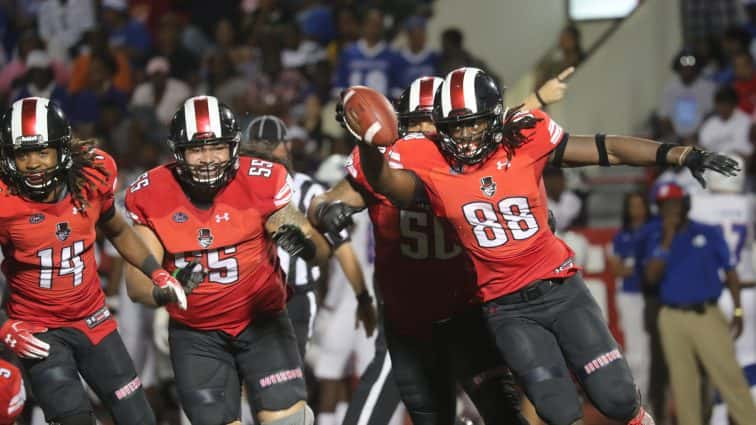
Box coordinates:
[462,198,539,247]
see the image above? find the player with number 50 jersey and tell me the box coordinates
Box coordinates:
[124,96,330,425]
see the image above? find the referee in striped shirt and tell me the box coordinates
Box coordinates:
[243,116,377,357]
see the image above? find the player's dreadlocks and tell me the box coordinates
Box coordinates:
[498,105,541,161]
[3,138,109,214]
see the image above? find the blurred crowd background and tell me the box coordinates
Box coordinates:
[2,0,756,424]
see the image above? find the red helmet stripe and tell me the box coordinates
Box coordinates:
[193,98,211,134]
[419,78,436,110]
[21,98,38,137]
[449,69,466,111]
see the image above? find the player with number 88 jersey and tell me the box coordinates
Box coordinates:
[124,96,330,425]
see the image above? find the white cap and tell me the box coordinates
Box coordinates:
[706,153,746,193]
[146,56,170,76]
[25,50,51,69]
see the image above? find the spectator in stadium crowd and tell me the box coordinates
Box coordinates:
[0,30,68,102]
[711,26,751,85]
[12,50,69,109]
[682,0,742,46]
[536,24,585,89]
[101,0,152,66]
[68,28,134,95]
[332,8,400,97]
[68,52,128,138]
[608,192,653,405]
[154,13,199,83]
[643,182,756,425]
[37,0,96,62]
[732,52,756,114]
[698,85,754,158]
[393,16,438,92]
[543,166,583,233]
[131,56,191,126]
[437,27,498,82]
[658,49,716,143]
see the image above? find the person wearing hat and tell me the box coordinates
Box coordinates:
[13,49,69,109]
[244,115,377,357]
[643,182,756,425]
[658,49,716,143]
[130,56,191,126]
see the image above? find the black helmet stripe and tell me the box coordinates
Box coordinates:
[184,96,223,140]
[12,97,49,142]
[441,68,481,117]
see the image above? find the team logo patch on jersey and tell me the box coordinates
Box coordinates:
[28,213,45,224]
[197,228,214,248]
[480,177,497,197]
[55,222,71,241]
[173,212,188,223]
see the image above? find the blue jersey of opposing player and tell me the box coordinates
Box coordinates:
[332,40,400,97]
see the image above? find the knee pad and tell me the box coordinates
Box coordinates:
[587,377,639,421]
[50,413,96,425]
[525,378,582,425]
[181,388,234,425]
[261,405,314,425]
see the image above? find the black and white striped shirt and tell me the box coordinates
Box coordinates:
[279,172,325,290]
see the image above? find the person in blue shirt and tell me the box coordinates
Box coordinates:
[643,182,756,425]
[332,8,401,98]
[608,192,652,404]
[393,16,438,97]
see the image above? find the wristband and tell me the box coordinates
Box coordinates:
[655,143,675,167]
[356,290,373,306]
[534,90,546,107]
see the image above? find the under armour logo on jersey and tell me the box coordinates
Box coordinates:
[4,335,15,348]
[55,222,71,241]
[480,177,497,197]
[215,213,230,223]
[496,160,510,170]
[197,228,214,248]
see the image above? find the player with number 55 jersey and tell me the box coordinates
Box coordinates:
[124,96,330,425]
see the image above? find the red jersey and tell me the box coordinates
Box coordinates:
[0,149,118,344]
[124,156,292,336]
[389,109,578,302]
[347,145,478,338]
[0,359,24,425]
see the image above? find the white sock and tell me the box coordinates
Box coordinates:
[318,412,336,425]
[335,402,348,424]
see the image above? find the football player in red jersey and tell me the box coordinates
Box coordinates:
[309,73,571,425]
[0,97,192,424]
[124,96,331,425]
[351,67,739,425]
[0,358,25,425]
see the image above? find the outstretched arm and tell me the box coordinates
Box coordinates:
[357,142,424,208]
[520,66,574,110]
[553,135,740,187]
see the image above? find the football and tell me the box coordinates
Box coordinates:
[342,86,399,146]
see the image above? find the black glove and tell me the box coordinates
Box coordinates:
[316,202,363,248]
[173,260,205,295]
[547,209,556,233]
[683,147,740,188]
[273,224,316,261]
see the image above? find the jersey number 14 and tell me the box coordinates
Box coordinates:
[36,241,85,288]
